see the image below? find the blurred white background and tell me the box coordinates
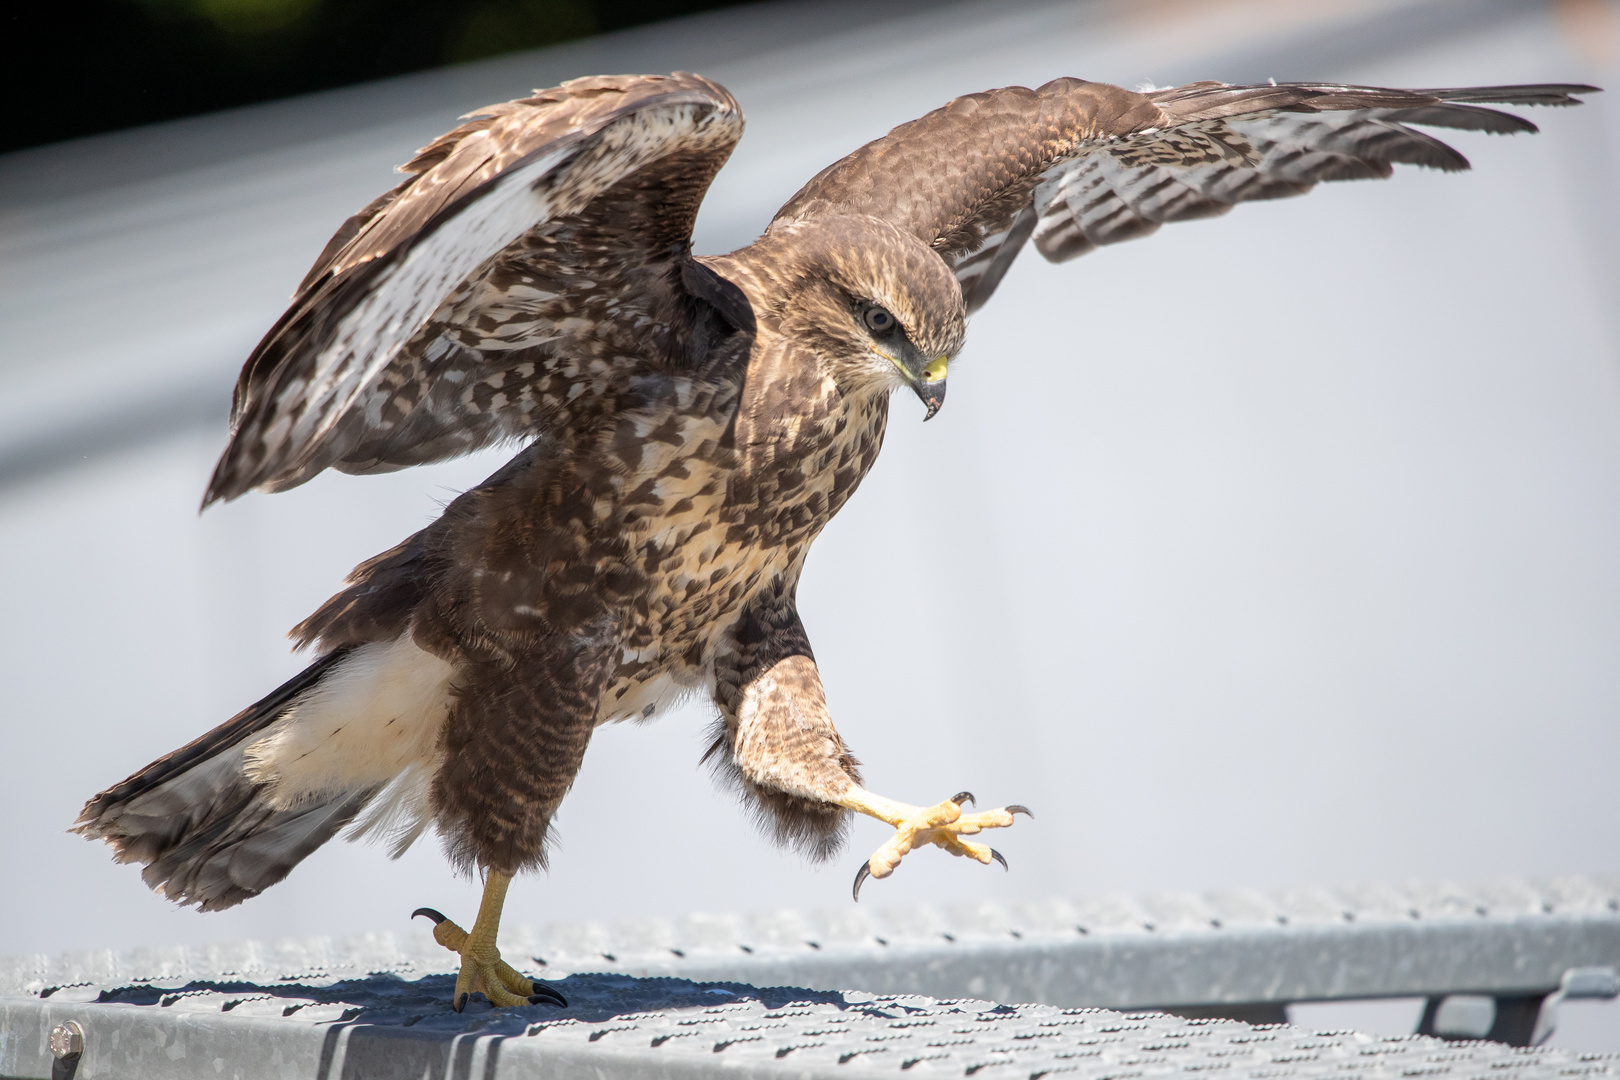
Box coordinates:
[2,0,1617,1048]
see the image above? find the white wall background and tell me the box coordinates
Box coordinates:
[2,0,1617,1048]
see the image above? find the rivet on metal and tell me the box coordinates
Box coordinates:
[49,1020,84,1060]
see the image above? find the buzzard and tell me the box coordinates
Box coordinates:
[76,72,1593,1010]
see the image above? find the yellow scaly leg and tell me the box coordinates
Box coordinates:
[413,870,567,1011]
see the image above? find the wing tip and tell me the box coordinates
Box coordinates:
[201,456,248,511]
[1421,83,1601,107]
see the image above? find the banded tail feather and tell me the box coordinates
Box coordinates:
[74,635,455,911]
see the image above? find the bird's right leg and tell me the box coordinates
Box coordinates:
[414,870,566,1010]
[410,633,615,1013]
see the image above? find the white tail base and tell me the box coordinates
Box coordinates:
[245,634,454,812]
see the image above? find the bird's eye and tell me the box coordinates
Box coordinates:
[863,306,896,334]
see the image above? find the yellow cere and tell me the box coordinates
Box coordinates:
[921,355,948,384]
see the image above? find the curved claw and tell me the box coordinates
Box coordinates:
[455,992,469,1013]
[990,848,1009,872]
[528,985,568,1008]
[852,861,872,902]
[951,791,976,807]
[1006,805,1033,819]
[412,907,447,925]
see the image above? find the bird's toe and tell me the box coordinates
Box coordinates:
[528,985,568,1008]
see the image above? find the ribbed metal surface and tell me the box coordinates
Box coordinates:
[5,973,1620,1080]
[3,879,1617,1078]
[10,878,1614,1010]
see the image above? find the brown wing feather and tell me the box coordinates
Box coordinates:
[207,72,744,505]
[770,79,1161,313]
[771,79,1595,311]
[1028,82,1594,265]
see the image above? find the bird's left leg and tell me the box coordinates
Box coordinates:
[710,586,1027,898]
[414,871,566,1010]
[834,787,1031,899]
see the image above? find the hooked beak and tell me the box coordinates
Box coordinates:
[875,340,950,420]
[885,348,947,420]
[912,353,948,420]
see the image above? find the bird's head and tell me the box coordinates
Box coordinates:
[765,214,966,419]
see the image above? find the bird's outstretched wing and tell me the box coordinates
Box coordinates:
[770,80,1596,314]
[206,72,744,505]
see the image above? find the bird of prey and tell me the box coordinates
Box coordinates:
[76,71,1593,1010]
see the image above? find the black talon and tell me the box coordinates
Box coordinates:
[990,848,1009,872]
[528,986,568,1008]
[951,791,976,806]
[1006,805,1033,819]
[455,992,469,1013]
[412,907,447,925]
[853,861,872,902]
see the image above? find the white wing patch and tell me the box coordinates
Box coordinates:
[278,144,574,462]
[275,101,736,476]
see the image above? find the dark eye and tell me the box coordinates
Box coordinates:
[863,306,896,334]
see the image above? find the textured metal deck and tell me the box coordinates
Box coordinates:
[7,971,1620,1080]
[3,879,1616,1079]
[14,878,1613,1010]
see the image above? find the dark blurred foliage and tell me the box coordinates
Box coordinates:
[4,0,748,155]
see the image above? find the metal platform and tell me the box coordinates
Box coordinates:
[5,972,1620,1080]
[3,879,1617,1078]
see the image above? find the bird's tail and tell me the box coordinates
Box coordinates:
[73,648,382,912]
